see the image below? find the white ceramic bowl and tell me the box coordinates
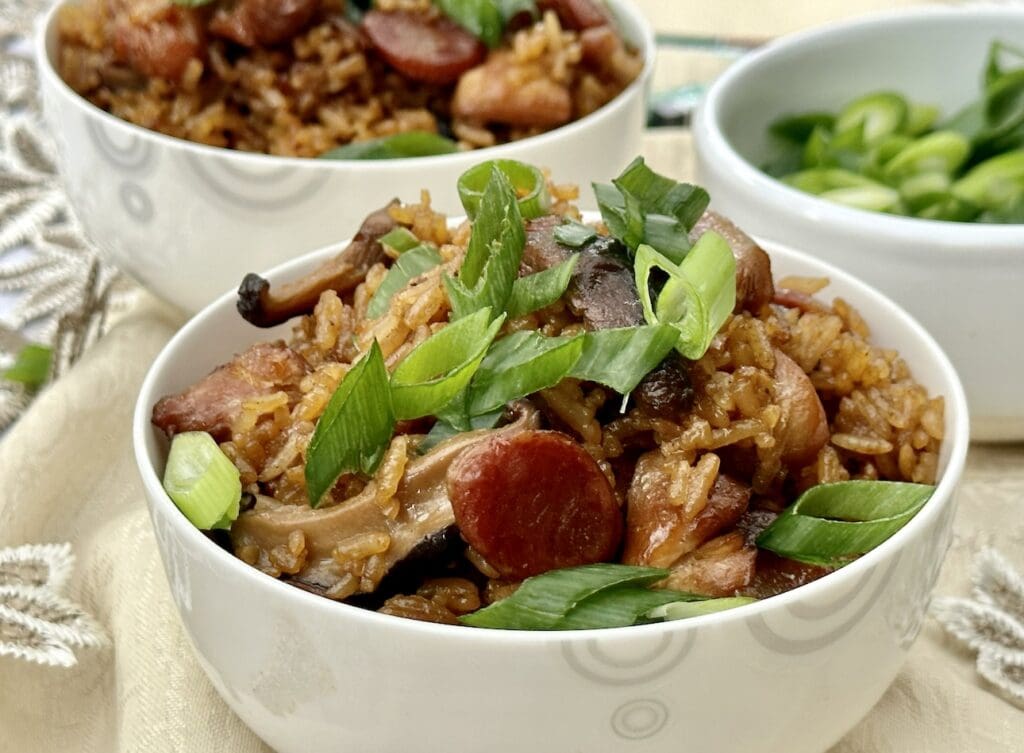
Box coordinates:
[36,1,654,314]
[133,229,969,753]
[693,6,1024,441]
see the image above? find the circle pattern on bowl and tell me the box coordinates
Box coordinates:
[182,152,331,212]
[610,698,669,740]
[561,630,695,685]
[85,117,155,173]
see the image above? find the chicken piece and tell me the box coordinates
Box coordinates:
[691,211,774,314]
[112,1,203,81]
[772,349,830,468]
[660,532,758,596]
[453,51,572,128]
[623,451,751,568]
[209,0,320,47]
[152,341,308,442]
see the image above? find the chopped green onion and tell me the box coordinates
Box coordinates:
[366,244,443,319]
[506,255,578,319]
[898,172,953,213]
[390,308,503,420]
[835,91,908,145]
[818,184,903,213]
[305,341,395,507]
[162,432,242,530]
[769,112,835,144]
[569,325,678,395]
[903,103,940,137]
[417,408,504,453]
[756,480,935,567]
[319,132,458,160]
[435,0,503,47]
[457,159,550,220]
[782,168,880,195]
[553,218,598,248]
[646,597,757,621]
[3,344,51,391]
[595,157,709,262]
[635,231,736,361]
[378,227,421,255]
[952,149,1024,210]
[494,0,537,23]
[446,167,525,320]
[465,330,584,416]
[557,587,700,630]
[460,563,670,630]
[882,131,971,182]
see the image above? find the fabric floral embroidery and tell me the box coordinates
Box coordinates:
[0,543,106,667]
[932,548,1024,708]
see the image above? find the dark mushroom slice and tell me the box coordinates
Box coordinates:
[237,200,399,328]
[691,211,775,314]
[522,216,694,417]
[229,404,540,598]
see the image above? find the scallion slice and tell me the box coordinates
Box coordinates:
[756,480,935,567]
[646,597,757,621]
[304,341,395,507]
[435,0,504,48]
[460,563,670,630]
[834,91,908,145]
[569,325,678,395]
[378,227,421,255]
[505,255,578,319]
[557,587,700,630]
[553,218,598,248]
[319,131,458,160]
[366,244,443,319]
[457,159,551,220]
[162,432,242,530]
[390,308,503,420]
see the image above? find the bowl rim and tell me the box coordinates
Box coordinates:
[132,223,970,645]
[695,4,1024,249]
[35,0,655,170]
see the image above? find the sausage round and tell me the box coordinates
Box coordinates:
[362,10,486,85]
[538,0,610,30]
[209,0,320,47]
[446,430,623,580]
[112,7,203,81]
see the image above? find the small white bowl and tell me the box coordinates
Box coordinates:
[35,1,654,314]
[693,6,1024,441]
[133,228,968,753]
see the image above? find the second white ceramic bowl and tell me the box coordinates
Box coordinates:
[133,227,968,753]
[36,0,654,313]
[693,6,1024,441]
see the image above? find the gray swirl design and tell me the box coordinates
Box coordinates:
[182,152,330,211]
[85,117,155,173]
[611,699,669,740]
[119,181,154,223]
[746,554,901,655]
[562,630,695,686]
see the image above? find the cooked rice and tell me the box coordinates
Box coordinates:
[57,1,643,156]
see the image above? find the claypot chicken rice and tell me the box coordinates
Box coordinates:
[152,158,945,630]
[57,0,643,157]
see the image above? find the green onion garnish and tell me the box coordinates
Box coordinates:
[3,344,52,391]
[435,0,504,48]
[460,563,673,630]
[646,597,758,621]
[756,480,935,567]
[162,432,241,530]
[505,255,578,319]
[569,325,678,395]
[366,244,443,319]
[319,132,459,161]
[378,227,422,255]
[552,218,598,248]
[635,231,736,360]
[305,341,395,507]
[390,308,503,420]
[457,159,551,220]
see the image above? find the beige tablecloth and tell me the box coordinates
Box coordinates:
[1,1,1022,750]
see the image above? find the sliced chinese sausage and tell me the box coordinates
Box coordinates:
[446,430,622,580]
[209,0,320,47]
[362,10,485,85]
[538,0,610,30]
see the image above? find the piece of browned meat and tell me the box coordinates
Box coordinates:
[660,532,757,596]
[742,551,832,599]
[209,0,320,47]
[623,451,751,569]
[538,0,610,30]
[112,2,203,81]
[452,51,572,127]
[237,201,398,327]
[152,341,308,442]
[772,349,829,468]
[691,211,774,313]
[522,217,694,416]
